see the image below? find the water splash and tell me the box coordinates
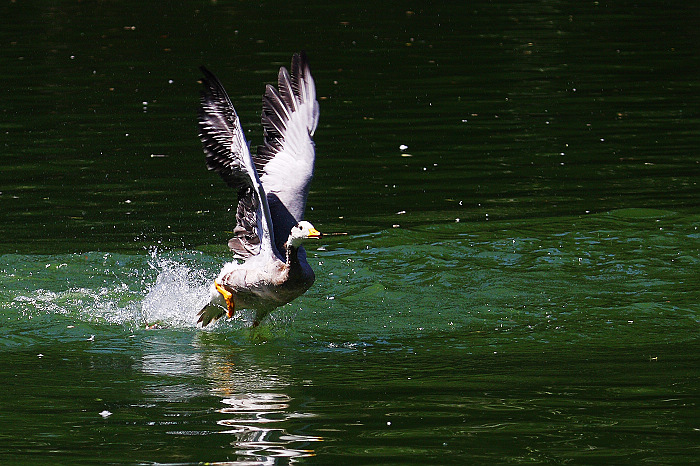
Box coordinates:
[13,283,143,327]
[1,250,221,334]
[141,250,213,328]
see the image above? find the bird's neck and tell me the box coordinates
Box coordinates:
[283,238,314,288]
[284,237,300,266]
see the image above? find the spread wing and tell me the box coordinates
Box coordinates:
[255,52,319,251]
[198,66,276,258]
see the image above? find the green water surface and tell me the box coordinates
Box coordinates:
[1,1,698,464]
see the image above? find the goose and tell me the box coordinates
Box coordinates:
[196,52,321,327]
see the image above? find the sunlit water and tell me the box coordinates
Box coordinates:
[5,209,696,346]
[1,211,698,463]
[2,0,699,463]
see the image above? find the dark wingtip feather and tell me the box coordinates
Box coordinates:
[197,66,251,189]
[291,51,310,99]
[254,51,317,173]
[197,65,269,256]
[199,66,234,110]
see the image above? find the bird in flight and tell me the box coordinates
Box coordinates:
[196,52,321,327]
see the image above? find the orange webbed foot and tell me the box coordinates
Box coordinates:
[215,281,236,318]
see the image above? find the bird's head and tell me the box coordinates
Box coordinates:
[287,220,322,248]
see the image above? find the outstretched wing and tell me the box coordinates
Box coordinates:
[255,52,320,227]
[198,66,276,258]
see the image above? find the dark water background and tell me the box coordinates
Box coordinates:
[1,1,698,464]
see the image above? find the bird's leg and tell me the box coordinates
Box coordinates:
[215,281,236,318]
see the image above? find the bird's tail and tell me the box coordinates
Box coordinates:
[197,302,225,327]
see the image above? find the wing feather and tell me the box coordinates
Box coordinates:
[198,66,277,258]
[254,51,319,227]
[198,66,250,189]
[276,66,297,113]
[261,87,290,140]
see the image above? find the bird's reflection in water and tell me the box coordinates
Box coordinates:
[198,334,324,463]
[137,333,323,463]
[217,392,321,462]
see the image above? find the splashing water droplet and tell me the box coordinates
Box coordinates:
[141,251,213,328]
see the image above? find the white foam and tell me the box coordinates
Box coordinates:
[141,252,212,328]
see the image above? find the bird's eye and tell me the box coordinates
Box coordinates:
[297,225,303,230]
